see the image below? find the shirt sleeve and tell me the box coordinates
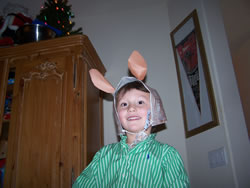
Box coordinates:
[162,146,190,188]
[72,151,101,188]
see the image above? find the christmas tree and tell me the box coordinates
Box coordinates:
[36,0,82,36]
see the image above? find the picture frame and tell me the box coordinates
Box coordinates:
[170,9,219,138]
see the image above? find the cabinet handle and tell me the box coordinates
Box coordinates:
[71,167,75,186]
[73,62,77,89]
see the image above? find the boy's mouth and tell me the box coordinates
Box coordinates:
[127,116,141,121]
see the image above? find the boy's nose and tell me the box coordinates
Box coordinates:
[128,104,136,112]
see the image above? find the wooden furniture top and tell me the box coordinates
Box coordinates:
[0,34,106,74]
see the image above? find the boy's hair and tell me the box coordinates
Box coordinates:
[116,81,149,106]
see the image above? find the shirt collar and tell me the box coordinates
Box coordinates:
[120,133,156,151]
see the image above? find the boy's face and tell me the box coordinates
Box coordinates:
[117,89,150,133]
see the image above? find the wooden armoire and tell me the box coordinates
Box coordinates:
[0,35,105,187]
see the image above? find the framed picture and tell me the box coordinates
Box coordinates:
[170,9,219,138]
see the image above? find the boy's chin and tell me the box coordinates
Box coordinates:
[126,128,149,134]
[124,127,141,133]
[124,125,144,132]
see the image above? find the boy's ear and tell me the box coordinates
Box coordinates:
[128,50,147,81]
[89,69,115,94]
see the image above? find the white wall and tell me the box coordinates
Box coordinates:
[168,0,250,187]
[74,0,189,169]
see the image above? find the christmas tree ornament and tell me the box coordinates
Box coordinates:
[36,0,82,36]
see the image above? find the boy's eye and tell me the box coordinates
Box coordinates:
[138,100,145,105]
[120,102,128,107]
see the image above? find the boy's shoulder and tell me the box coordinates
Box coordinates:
[96,142,120,156]
[151,139,180,156]
[151,138,170,149]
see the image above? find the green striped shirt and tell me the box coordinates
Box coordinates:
[73,134,189,188]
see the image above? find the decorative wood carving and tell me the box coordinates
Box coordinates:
[22,61,64,82]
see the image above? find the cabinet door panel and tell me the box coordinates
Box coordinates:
[17,74,62,187]
[6,56,71,188]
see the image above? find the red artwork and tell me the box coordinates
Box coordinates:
[176,30,200,111]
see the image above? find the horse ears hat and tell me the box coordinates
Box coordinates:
[89,50,167,135]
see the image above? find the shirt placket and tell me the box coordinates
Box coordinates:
[118,144,132,187]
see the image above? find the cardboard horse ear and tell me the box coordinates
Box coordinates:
[89,50,147,93]
[128,50,147,81]
[89,69,115,94]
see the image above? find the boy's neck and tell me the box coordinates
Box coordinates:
[126,134,137,145]
[126,127,152,145]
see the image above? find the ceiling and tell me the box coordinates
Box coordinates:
[220,0,250,56]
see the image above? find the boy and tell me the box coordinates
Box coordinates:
[73,51,190,187]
